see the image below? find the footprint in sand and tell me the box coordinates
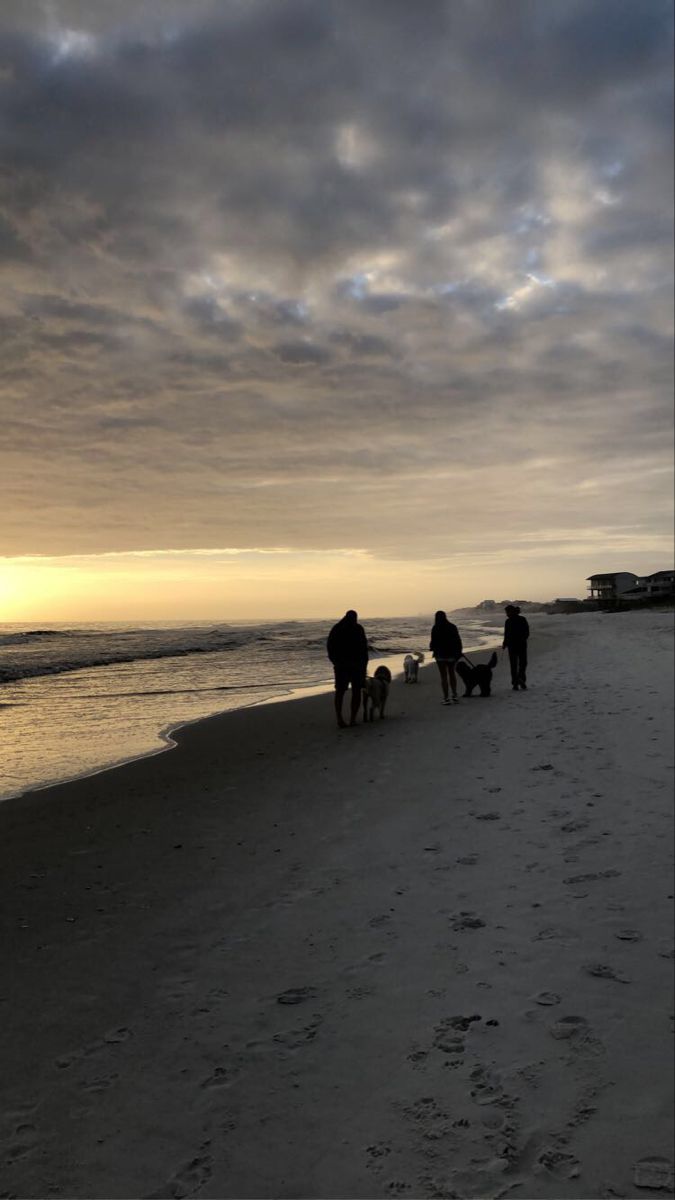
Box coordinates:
[549,1015,589,1040]
[401,1095,451,1143]
[446,1013,482,1032]
[103,1027,132,1044]
[276,987,316,1005]
[147,1153,212,1199]
[432,1030,465,1056]
[534,925,577,943]
[365,1142,392,1166]
[432,1016,480,1055]
[14,1123,37,1136]
[536,1147,581,1180]
[273,1014,323,1049]
[469,1063,505,1106]
[456,854,478,865]
[475,811,501,821]
[563,869,621,884]
[201,1065,237,1089]
[615,929,643,942]
[534,991,561,1006]
[4,1121,39,1164]
[583,962,631,983]
[368,914,392,928]
[633,1156,674,1190]
[407,1049,429,1068]
[82,1073,119,1093]
[450,912,486,931]
[55,1027,132,1070]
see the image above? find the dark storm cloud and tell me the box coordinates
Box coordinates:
[273,341,331,366]
[0,0,672,560]
[329,331,394,358]
[0,212,31,261]
[183,295,243,340]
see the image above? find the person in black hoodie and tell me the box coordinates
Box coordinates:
[326,609,369,728]
[429,610,463,704]
[503,605,530,690]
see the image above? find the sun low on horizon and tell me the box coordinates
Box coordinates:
[1,0,673,624]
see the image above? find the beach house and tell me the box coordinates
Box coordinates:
[623,570,675,600]
[586,572,639,601]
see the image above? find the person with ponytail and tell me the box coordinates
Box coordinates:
[429,610,463,704]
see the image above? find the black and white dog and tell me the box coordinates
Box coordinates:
[362,665,392,720]
[455,652,498,697]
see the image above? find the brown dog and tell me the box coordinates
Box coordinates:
[362,665,392,721]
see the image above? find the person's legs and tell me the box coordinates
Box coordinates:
[448,662,458,700]
[349,677,362,725]
[508,647,519,689]
[437,661,449,701]
[334,685,348,727]
[333,666,350,726]
[518,645,528,688]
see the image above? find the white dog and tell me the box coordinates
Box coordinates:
[403,652,425,683]
[362,665,392,721]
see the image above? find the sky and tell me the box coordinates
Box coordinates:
[1,0,673,620]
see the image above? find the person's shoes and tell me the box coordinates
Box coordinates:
[452,695,459,702]
[520,682,527,690]
[512,685,519,691]
[442,698,451,705]
[337,718,347,728]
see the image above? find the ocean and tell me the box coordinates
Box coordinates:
[0,614,502,802]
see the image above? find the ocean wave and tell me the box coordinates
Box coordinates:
[0,614,499,687]
[0,621,326,684]
[0,629,71,646]
[0,643,235,684]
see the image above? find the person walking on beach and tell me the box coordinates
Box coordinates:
[503,605,530,690]
[429,610,463,704]
[327,609,369,728]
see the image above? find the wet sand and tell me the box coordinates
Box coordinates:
[1,610,673,1199]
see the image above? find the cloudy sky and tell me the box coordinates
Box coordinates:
[1,0,672,618]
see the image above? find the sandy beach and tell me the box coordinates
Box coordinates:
[1,609,673,1200]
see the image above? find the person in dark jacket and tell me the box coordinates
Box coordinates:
[503,605,530,690]
[326,609,369,728]
[429,610,463,704]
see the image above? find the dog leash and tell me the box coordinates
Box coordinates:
[459,652,499,668]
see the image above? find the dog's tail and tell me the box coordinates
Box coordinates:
[414,652,425,664]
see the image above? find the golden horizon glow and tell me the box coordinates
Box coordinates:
[2,538,673,622]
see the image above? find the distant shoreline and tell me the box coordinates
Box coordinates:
[1,620,504,806]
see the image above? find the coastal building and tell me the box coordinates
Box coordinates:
[586,572,639,601]
[623,570,675,599]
